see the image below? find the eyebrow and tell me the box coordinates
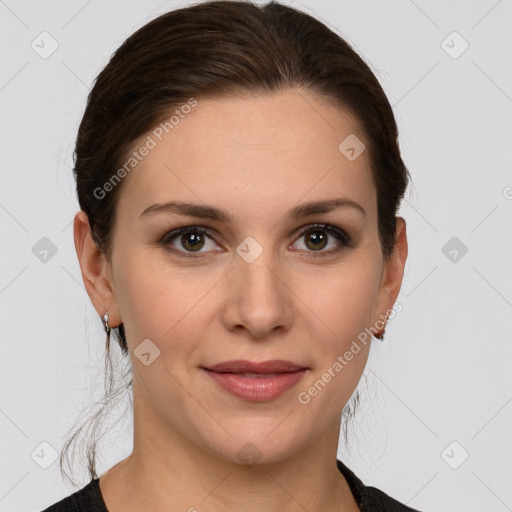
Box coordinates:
[138,197,366,222]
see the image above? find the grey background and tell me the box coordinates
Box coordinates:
[1,0,511,511]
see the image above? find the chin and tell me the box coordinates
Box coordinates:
[193,416,313,468]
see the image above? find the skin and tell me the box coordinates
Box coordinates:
[74,88,407,512]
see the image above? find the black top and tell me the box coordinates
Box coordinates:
[40,459,421,511]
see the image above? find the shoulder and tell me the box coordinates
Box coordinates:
[39,478,108,512]
[337,459,423,512]
[361,484,422,512]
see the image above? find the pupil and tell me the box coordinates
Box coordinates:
[183,232,203,251]
[308,231,327,250]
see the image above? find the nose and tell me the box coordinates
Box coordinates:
[221,246,293,340]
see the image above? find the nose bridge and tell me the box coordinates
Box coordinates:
[226,236,292,336]
[237,238,282,303]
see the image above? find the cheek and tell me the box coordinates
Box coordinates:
[113,252,214,352]
[293,258,381,342]
[291,258,380,405]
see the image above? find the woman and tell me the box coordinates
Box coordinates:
[42,1,418,510]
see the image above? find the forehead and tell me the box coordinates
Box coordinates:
[115,89,377,224]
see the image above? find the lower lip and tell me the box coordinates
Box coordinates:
[203,368,307,402]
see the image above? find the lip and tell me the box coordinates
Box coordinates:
[202,360,308,402]
[205,359,306,373]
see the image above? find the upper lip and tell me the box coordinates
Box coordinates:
[204,360,307,373]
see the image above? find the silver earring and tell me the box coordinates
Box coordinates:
[103,312,111,351]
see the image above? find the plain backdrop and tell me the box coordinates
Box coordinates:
[1,1,511,511]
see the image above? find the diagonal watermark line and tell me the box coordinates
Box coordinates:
[406,265,438,297]
[0,266,28,295]
[471,471,512,510]
[162,366,234,438]
[164,267,235,337]
[0,408,29,438]
[60,217,74,233]
[293,87,337,132]
[392,62,439,108]
[407,0,439,28]
[265,409,294,438]
[403,198,439,233]
[406,472,439,505]
[0,472,29,503]
[0,62,29,92]
[471,0,502,30]
[201,470,234,503]
[472,397,512,439]
[0,203,29,232]
[371,369,439,438]
[61,60,90,90]
[471,265,512,308]
[0,0,29,28]
[60,264,86,290]
[61,0,93,29]
[470,204,499,233]
[266,266,336,336]
[266,164,337,235]
[472,61,512,104]
[265,471,308,512]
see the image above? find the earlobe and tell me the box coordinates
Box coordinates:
[73,210,121,327]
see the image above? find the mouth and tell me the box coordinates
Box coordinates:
[201,360,309,402]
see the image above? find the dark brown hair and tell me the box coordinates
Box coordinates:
[62,0,411,486]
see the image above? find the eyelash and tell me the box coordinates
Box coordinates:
[158,223,353,259]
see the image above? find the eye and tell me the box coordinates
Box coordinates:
[291,223,352,257]
[160,226,222,258]
[159,223,352,259]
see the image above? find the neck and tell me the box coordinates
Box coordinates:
[99,392,358,511]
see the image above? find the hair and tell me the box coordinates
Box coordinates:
[61,0,411,486]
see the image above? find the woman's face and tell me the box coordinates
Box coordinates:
[88,89,406,465]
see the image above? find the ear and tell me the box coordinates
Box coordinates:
[73,210,122,327]
[373,216,408,323]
